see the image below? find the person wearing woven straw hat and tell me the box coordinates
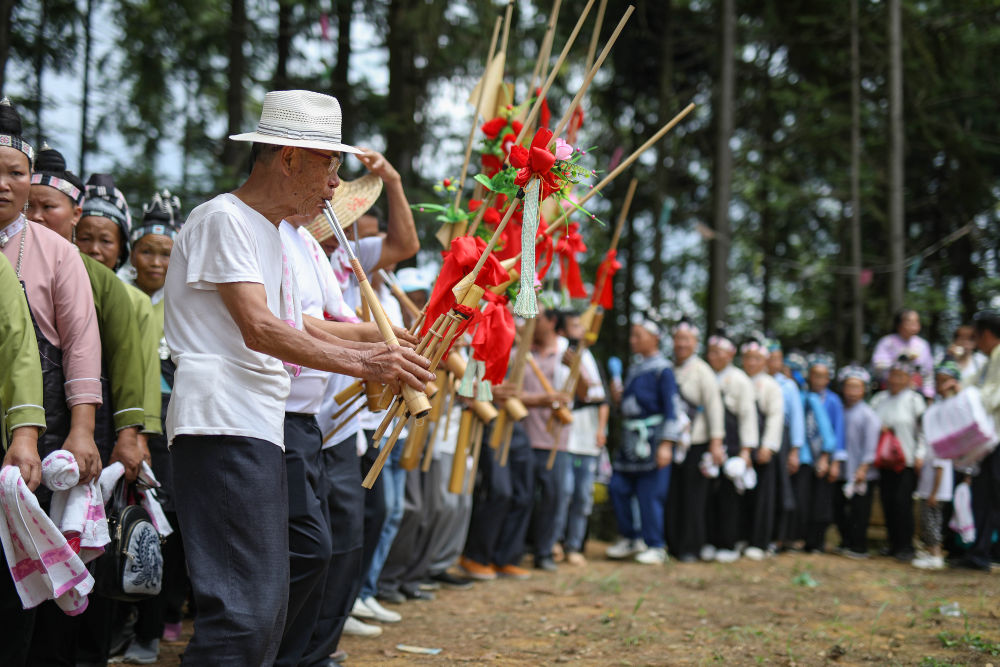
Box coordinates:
[163,89,433,666]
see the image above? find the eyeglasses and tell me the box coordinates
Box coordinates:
[300,148,343,176]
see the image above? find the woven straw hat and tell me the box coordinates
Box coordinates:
[306,173,384,241]
[229,90,362,154]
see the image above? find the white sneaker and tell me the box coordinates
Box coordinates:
[699,544,717,562]
[912,555,945,570]
[606,537,646,559]
[343,616,383,637]
[715,549,740,563]
[351,598,376,620]
[363,596,402,623]
[635,547,667,565]
[743,546,766,561]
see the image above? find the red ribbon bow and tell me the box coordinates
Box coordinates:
[421,236,509,337]
[471,291,515,384]
[593,249,621,309]
[508,128,560,199]
[555,222,588,298]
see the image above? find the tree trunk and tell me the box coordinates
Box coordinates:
[384,0,423,186]
[78,0,93,175]
[0,0,16,96]
[850,0,864,361]
[274,0,292,90]
[221,0,247,174]
[650,1,674,311]
[32,0,48,145]
[887,0,905,312]
[332,0,353,140]
[707,0,735,330]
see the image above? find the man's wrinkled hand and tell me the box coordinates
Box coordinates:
[363,343,434,391]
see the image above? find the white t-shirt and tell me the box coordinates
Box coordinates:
[164,194,290,447]
[317,237,384,446]
[568,348,607,457]
[916,454,954,501]
[359,283,405,431]
[279,222,353,415]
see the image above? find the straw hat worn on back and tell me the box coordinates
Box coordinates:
[306,173,383,242]
[229,90,362,155]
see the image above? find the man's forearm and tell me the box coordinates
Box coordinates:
[304,315,377,347]
[246,313,369,377]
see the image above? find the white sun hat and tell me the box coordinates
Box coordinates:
[229,90,363,154]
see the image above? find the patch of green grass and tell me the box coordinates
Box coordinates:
[868,601,890,652]
[918,657,952,667]
[598,571,623,594]
[938,630,1000,656]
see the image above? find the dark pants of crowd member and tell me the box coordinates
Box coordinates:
[300,436,364,667]
[172,435,289,666]
[792,464,834,552]
[275,414,334,667]
[967,449,1000,569]
[706,476,743,551]
[530,449,569,562]
[879,467,916,558]
[832,482,876,554]
[610,466,670,548]
[772,435,797,546]
[463,422,535,568]
[336,433,386,617]
[745,456,776,550]
[666,443,710,558]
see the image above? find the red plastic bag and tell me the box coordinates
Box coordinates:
[875,429,906,473]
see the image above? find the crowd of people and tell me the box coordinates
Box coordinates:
[1,88,999,667]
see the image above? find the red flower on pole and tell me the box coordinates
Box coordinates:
[508,128,560,199]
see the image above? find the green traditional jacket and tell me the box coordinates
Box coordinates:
[0,252,45,449]
[122,282,163,434]
[80,253,145,432]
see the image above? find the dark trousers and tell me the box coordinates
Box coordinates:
[301,437,364,667]
[706,476,742,551]
[0,550,35,666]
[666,443,709,558]
[172,434,289,667]
[969,449,1000,568]
[275,414,334,667]
[610,466,670,548]
[835,482,876,553]
[879,466,917,557]
[773,440,797,545]
[379,467,427,591]
[747,457,776,550]
[356,432,387,593]
[792,464,834,551]
[464,422,535,567]
[530,448,569,560]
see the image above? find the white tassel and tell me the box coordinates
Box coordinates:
[512,178,540,317]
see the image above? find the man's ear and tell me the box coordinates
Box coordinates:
[278,145,298,176]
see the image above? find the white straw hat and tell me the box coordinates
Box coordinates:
[229,90,362,154]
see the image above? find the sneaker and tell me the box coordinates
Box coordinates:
[161,622,183,643]
[459,557,498,581]
[635,547,667,565]
[496,564,532,580]
[400,582,434,601]
[606,537,646,559]
[417,579,441,592]
[566,551,587,566]
[362,596,402,623]
[743,546,766,561]
[715,549,740,563]
[351,598,376,620]
[122,638,159,665]
[699,545,717,562]
[431,571,474,589]
[376,588,406,605]
[343,617,383,638]
[912,555,945,570]
[845,550,869,560]
[535,557,558,572]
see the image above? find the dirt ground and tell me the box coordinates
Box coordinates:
[152,541,999,667]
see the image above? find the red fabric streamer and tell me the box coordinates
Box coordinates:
[471,291,515,384]
[421,236,509,337]
[535,228,555,282]
[555,222,588,298]
[593,249,621,309]
[535,88,551,129]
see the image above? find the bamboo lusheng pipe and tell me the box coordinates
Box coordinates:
[527,355,574,426]
[489,408,508,450]
[579,178,637,332]
[330,390,364,423]
[399,416,427,471]
[547,309,604,436]
[551,5,634,141]
[442,353,499,423]
[465,418,485,495]
[498,418,515,466]
[525,0,562,104]
[492,316,538,456]
[334,379,364,406]
[584,0,609,73]
[322,201,431,421]
[448,409,477,494]
[363,412,409,489]
[424,373,453,473]
[322,401,367,445]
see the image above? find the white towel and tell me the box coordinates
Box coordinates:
[0,465,93,615]
[44,451,110,564]
[98,462,173,538]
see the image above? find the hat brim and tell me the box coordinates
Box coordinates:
[306,173,384,242]
[228,131,364,155]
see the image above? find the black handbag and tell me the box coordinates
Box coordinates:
[93,479,164,601]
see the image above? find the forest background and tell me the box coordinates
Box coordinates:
[3,0,998,366]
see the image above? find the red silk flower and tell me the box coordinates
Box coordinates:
[481,117,507,139]
[594,249,621,309]
[471,290,515,384]
[421,236,509,337]
[508,128,560,198]
[555,222,588,298]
